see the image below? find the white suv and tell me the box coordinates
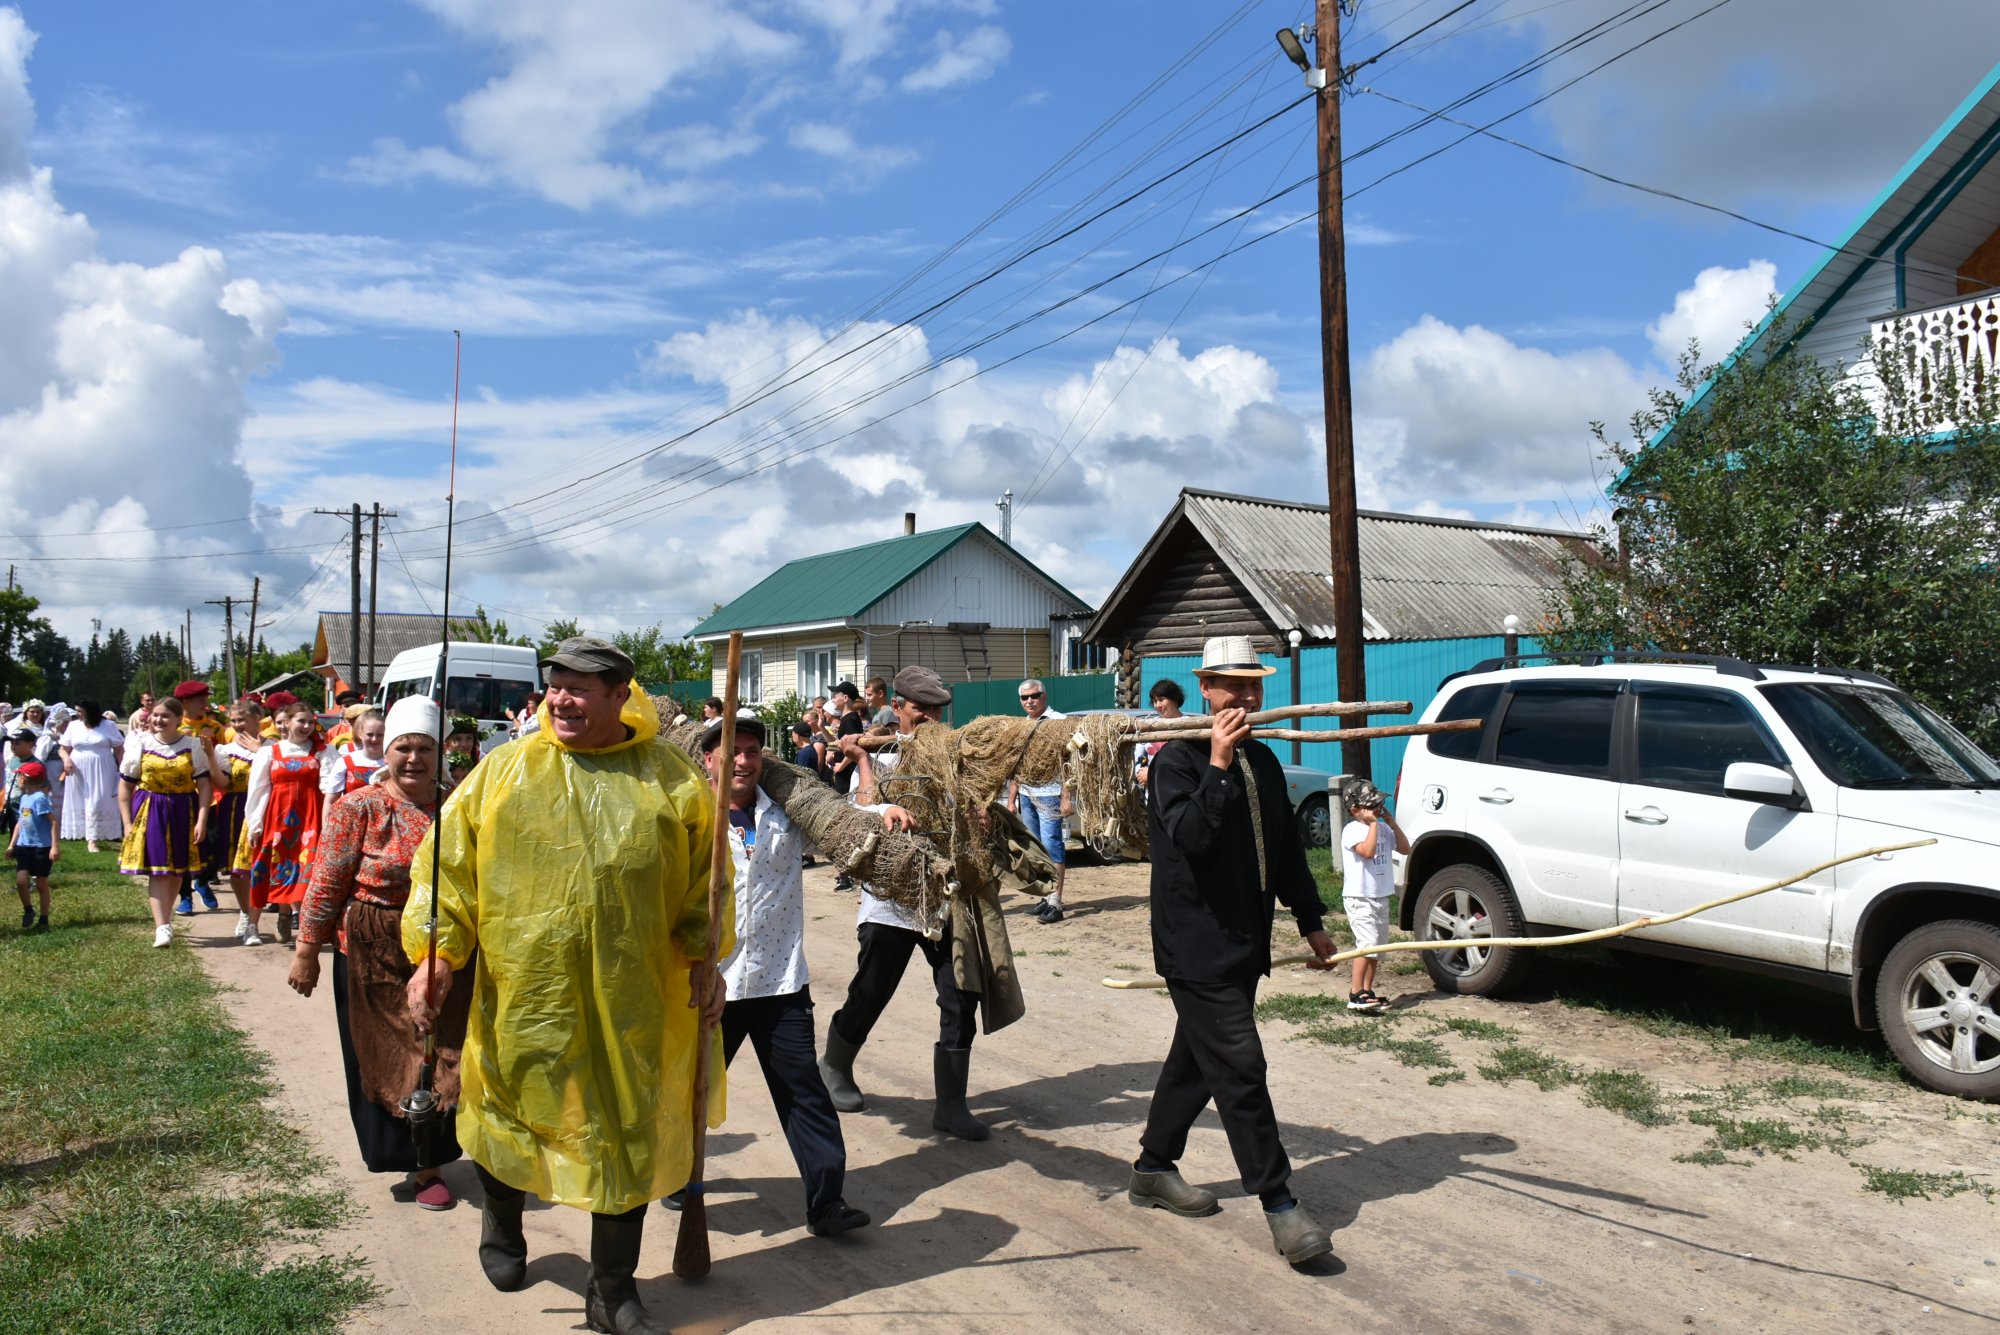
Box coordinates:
[1394,656,2000,1100]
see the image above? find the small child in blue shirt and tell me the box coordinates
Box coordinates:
[8,760,56,931]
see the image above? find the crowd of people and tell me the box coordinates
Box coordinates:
[14,631,1364,1330]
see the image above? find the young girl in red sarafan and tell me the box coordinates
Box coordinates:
[240,699,332,944]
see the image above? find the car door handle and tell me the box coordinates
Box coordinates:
[1623,806,1668,825]
[1479,789,1514,805]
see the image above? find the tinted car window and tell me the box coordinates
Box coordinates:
[1761,683,2000,788]
[444,676,534,720]
[1493,683,1619,778]
[1633,686,1786,796]
[1429,683,1500,761]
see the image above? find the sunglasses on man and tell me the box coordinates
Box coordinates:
[1019,691,1044,701]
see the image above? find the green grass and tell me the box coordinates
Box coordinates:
[1424,1015,1519,1043]
[1477,1045,1578,1091]
[1581,1070,1676,1127]
[1684,1110,1834,1160]
[1427,1069,1467,1086]
[1299,1020,1456,1071]
[1852,1164,1997,1204]
[0,849,374,1332]
[1546,948,1904,1083]
[1255,993,1350,1025]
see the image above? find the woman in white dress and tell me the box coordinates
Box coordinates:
[58,698,124,852]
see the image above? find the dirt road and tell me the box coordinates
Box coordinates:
[191,862,1998,1333]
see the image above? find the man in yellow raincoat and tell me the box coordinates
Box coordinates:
[406,636,729,1335]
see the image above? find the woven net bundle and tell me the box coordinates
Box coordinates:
[1063,712,1149,859]
[949,714,1071,807]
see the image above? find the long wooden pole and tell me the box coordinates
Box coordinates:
[674,630,741,1282]
[1138,720,1479,744]
[1100,839,1936,989]
[1130,700,1411,730]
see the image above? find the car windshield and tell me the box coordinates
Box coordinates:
[1761,683,2000,788]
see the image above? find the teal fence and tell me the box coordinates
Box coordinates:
[944,673,1117,725]
[1136,636,1540,791]
[647,681,713,710]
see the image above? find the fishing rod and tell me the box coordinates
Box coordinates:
[401,329,462,1163]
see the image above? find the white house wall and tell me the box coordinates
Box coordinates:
[864,529,1086,630]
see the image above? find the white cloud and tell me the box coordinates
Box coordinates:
[1519,0,2000,210]
[0,10,290,641]
[1646,259,1777,365]
[0,7,31,181]
[900,24,1010,93]
[31,86,252,212]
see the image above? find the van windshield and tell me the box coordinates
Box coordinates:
[444,676,534,720]
[1761,683,2000,789]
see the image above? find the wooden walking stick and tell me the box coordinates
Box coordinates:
[673,630,741,1282]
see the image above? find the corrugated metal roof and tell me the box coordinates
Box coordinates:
[312,612,486,675]
[1099,489,1584,643]
[689,523,1088,638]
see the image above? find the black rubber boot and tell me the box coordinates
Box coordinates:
[819,1026,866,1113]
[585,1206,668,1335]
[930,1044,990,1141]
[476,1188,528,1292]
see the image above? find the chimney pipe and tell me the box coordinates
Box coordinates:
[903,512,916,536]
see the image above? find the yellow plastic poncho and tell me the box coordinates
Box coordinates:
[403,691,733,1215]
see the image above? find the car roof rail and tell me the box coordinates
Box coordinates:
[1454,650,1767,681]
[1757,663,1897,688]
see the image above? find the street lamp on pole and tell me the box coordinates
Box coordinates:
[1502,613,1521,663]
[1287,627,1304,764]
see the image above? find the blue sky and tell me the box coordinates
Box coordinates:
[5,0,1998,658]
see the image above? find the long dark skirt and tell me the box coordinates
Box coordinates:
[331,900,471,1174]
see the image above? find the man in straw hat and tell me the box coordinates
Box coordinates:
[1125,634,1338,1267]
[406,635,728,1335]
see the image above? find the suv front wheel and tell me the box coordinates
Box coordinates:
[1413,864,1529,997]
[1874,919,2000,1101]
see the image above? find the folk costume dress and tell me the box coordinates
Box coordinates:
[243,739,332,911]
[302,782,471,1175]
[325,749,383,804]
[209,738,261,877]
[402,693,732,1215]
[118,734,210,876]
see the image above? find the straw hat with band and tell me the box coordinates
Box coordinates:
[1190,634,1277,678]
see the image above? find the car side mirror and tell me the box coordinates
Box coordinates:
[1724,761,1805,810]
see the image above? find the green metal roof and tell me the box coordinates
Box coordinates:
[689,523,984,637]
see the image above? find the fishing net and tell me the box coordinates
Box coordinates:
[1064,712,1149,859]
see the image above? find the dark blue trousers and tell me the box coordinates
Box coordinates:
[723,986,846,1224]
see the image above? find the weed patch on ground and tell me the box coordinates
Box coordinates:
[1424,1015,1519,1043]
[0,849,373,1331]
[1581,1070,1675,1127]
[1255,993,1350,1025]
[1852,1164,1996,1204]
[1477,1046,1578,1091]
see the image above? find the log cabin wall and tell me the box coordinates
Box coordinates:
[1118,522,1277,658]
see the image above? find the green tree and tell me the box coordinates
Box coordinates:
[465,605,532,647]
[1544,336,2000,747]
[0,586,52,700]
[538,618,583,659]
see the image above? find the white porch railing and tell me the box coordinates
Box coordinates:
[1866,291,2000,430]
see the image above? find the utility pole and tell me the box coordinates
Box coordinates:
[5,565,14,591]
[367,503,397,700]
[315,503,364,693]
[245,576,261,689]
[205,596,240,697]
[182,608,192,677]
[1283,4,1370,781]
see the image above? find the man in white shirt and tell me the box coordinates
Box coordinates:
[1007,678,1071,922]
[693,711,894,1237]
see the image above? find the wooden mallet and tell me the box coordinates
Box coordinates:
[672,631,741,1282]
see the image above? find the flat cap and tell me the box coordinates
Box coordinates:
[539,635,636,679]
[892,665,951,707]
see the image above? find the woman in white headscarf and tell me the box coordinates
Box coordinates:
[287,696,471,1211]
[56,699,122,852]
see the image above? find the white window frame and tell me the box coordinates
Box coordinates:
[738,650,764,705]
[795,644,838,703]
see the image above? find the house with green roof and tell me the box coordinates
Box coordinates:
[688,515,1091,704]
[1627,61,2000,484]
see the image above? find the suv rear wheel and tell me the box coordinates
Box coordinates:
[1874,919,2000,1101]
[1413,863,1528,996]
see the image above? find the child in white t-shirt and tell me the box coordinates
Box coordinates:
[1339,781,1407,1013]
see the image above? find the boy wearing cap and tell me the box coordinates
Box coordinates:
[1128,635,1338,1268]
[1339,782,1407,1013]
[8,760,57,931]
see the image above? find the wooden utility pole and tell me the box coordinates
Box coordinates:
[315,504,364,693]
[367,503,397,701]
[245,576,261,689]
[1310,0,1370,781]
[205,596,240,698]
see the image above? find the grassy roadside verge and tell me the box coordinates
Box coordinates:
[0,847,373,1333]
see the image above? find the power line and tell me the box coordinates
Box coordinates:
[1345,0,1487,76]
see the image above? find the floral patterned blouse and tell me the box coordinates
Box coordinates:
[298,783,435,948]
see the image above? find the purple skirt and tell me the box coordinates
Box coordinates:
[121,789,198,877]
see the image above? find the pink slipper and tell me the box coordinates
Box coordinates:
[414,1178,455,1211]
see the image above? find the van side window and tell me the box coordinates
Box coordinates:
[1493,683,1619,778]
[1428,683,1499,761]
[383,677,428,708]
[1633,686,1786,797]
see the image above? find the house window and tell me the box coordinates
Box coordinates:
[796,646,838,702]
[1067,637,1107,672]
[738,650,763,705]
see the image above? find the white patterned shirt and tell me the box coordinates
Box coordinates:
[719,788,810,1000]
[855,745,927,932]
